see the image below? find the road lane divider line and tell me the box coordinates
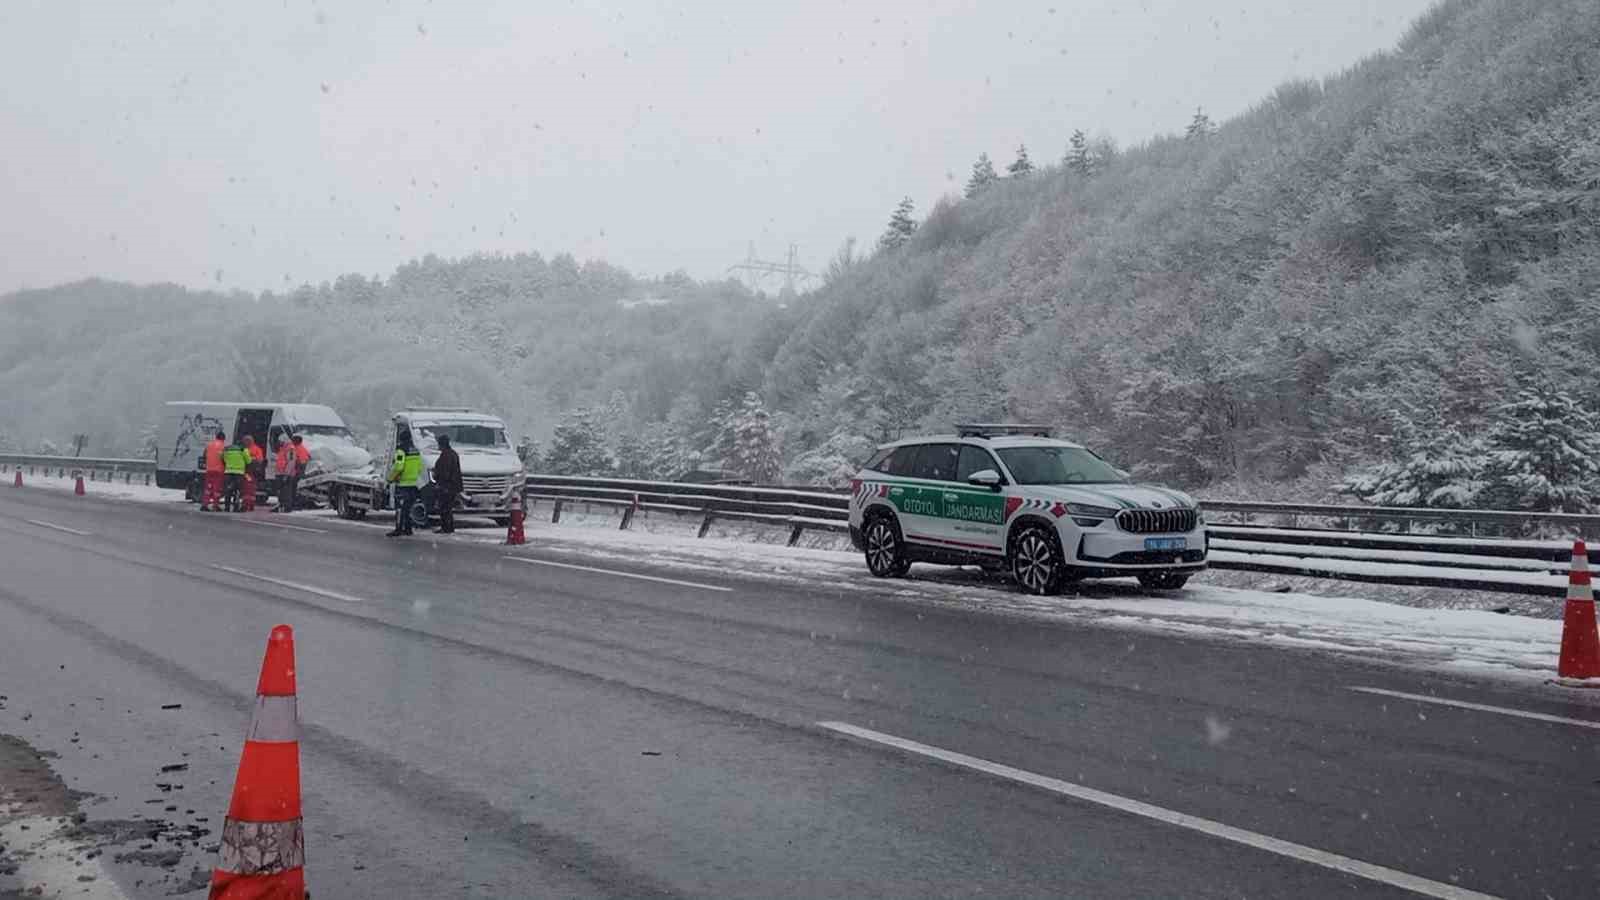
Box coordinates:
[25,519,92,537]
[816,721,1499,900]
[233,517,328,534]
[502,555,733,593]
[1349,686,1600,730]
[209,564,366,604]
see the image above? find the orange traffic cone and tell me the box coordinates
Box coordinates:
[74,475,85,496]
[1556,541,1600,684]
[210,625,306,899]
[505,507,526,545]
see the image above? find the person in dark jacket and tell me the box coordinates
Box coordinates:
[431,433,463,534]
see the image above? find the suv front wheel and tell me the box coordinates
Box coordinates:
[863,514,911,578]
[1011,524,1066,596]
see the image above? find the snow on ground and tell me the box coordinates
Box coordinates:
[12,482,1578,687]
[8,470,177,505]
[473,506,1573,687]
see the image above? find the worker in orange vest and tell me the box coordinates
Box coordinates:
[202,430,226,512]
[273,435,294,512]
[242,435,264,512]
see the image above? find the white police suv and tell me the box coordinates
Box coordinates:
[848,425,1206,594]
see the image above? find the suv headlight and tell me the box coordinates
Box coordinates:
[1065,503,1119,518]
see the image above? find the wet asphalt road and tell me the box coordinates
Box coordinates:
[1,486,1597,899]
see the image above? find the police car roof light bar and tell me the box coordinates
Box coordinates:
[956,423,1054,438]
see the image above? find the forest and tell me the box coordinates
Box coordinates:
[3,0,1598,511]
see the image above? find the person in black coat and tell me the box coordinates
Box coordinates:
[432,433,463,534]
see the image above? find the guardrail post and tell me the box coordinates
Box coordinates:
[551,498,563,523]
[619,503,636,531]
[787,523,805,547]
[698,511,715,538]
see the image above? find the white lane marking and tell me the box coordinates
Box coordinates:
[233,516,327,534]
[1350,686,1600,731]
[817,721,1499,900]
[502,555,732,593]
[25,519,92,537]
[209,564,365,604]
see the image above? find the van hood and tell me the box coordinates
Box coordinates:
[1022,483,1196,511]
[298,435,374,475]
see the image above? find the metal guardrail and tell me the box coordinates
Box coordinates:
[524,474,851,546]
[0,452,157,485]
[521,475,1585,596]
[1197,499,1600,537]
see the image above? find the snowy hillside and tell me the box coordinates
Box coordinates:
[3,0,1598,504]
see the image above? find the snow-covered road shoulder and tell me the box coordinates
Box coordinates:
[490,510,1569,687]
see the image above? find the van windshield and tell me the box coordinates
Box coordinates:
[293,424,355,440]
[417,425,508,449]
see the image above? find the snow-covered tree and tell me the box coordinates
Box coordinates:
[1007,144,1034,177]
[1341,428,1489,510]
[544,408,612,476]
[640,422,688,480]
[965,153,998,198]
[1186,107,1216,141]
[728,392,782,484]
[1479,387,1600,512]
[516,435,542,470]
[785,428,875,486]
[878,197,918,252]
[1065,129,1094,177]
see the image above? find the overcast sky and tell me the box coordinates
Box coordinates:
[0,0,1437,295]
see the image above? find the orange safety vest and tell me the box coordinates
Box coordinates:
[275,444,292,475]
[204,438,225,473]
[293,444,310,466]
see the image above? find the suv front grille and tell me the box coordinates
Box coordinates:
[1116,508,1198,534]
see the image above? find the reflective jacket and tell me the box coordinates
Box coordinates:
[293,443,310,467]
[204,438,226,473]
[222,445,247,475]
[274,444,292,476]
[388,448,423,487]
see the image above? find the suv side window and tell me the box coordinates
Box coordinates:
[862,447,894,473]
[956,445,1001,483]
[911,443,960,481]
[881,444,921,477]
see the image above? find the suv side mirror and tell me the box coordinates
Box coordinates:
[967,469,1003,491]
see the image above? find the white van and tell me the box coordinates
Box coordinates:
[393,407,524,525]
[154,401,374,499]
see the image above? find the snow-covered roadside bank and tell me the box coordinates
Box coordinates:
[461,507,1577,689]
[8,472,176,506]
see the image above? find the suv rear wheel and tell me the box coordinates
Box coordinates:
[1011,524,1065,596]
[863,514,911,578]
[1137,571,1191,591]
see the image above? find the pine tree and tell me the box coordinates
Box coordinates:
[515,435,542,470]
[965,153,997,198]
[640,422,687,480]
[1065,129,1094,177]
[1007,144,1034,177]
[544,408,612,476]
[699,398,739,475]
[728,392,783,484]
[1185,107,1215,141]
[1479,387,1600,512]
[877,197,918,252]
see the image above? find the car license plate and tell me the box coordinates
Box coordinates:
[1145,537,1187,551]
[472,494,497,507]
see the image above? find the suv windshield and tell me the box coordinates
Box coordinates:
[995,446,1126,485]
[417,424,508,448]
